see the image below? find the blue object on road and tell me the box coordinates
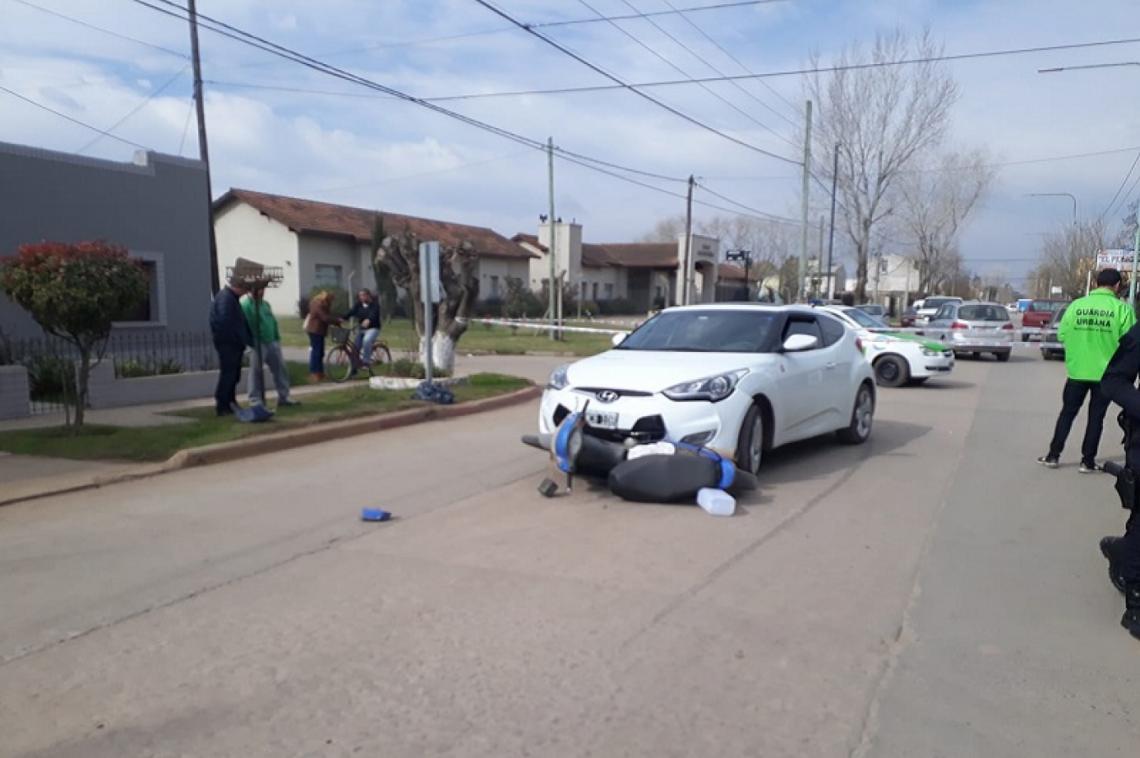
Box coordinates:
[361,508,392,522]
[412,381,454,405]
[234,404,274,423]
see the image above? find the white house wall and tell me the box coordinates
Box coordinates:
[214,201,299,315]
[477,258,529,299]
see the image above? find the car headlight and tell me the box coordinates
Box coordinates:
[922,347,945,357]
[663,369,748,402]
[547,364,570,390]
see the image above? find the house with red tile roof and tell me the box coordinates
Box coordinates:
[213,189,536,314]
[512,221,724,312]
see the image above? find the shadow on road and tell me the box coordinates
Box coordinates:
[759,419,933,485]
[902,379,976,390]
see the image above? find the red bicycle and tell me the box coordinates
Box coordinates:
[325,325,392,383]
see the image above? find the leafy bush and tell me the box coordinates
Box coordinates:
[579,300,600,318]
[596,298,640,315]
[24,353,76,401]
[473,298,504,318]
[503,277,545,319]
[115,358,184,379]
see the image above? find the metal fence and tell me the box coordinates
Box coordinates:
[1,331,217,415]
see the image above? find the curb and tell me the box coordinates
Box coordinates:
[0,384,541,508]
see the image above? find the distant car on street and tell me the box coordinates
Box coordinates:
[900,306,919,328]
[1041,303,1068,360]
[914,296,963,325]
[922,300,1014,361]
[856,303,886,318]
[820,305,954,387]
[1021,299,1069,341]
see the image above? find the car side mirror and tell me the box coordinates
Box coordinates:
[782,333,819,352]
[611,332,628,347]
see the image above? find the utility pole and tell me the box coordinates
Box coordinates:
[547,137,557,339]
[188,0,220,294]
[816,215,825,298]
[798,100,813,303]
[826,142,839,301]
[1131,203,1140,304]
[683,175,695,304]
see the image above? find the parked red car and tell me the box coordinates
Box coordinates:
[1021,299,1069,341]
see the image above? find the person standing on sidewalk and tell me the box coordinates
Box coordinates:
[241,288,298,408]
[1038,268,1135,471]
[303,290,340,382]
[209,277,252,417]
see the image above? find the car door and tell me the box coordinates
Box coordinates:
[927,303,957,342]
[777,315,833,440]
[816,313,853,426]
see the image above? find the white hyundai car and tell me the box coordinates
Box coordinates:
[820,305,954,387]
[538,304,876,475]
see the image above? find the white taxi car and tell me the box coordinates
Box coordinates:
[820,305,954,387]
[538,304,876,475]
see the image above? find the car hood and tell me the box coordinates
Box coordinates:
[566,350,766,393]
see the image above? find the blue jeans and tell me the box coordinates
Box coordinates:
[308,333,325,374]
[248,341,291,405]
[354,327,380,367]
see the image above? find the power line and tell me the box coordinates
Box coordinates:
[130,0,786,221]
[0,84,151,150]
[287,0,792,58]
[307,149,534,194]
[10,0,189,59]
[695,180,800,223]
[639,0,800,131]
[471,0,802,166]
[77,65,189,154]
[603,0,796,148]
[177,94,195,155]
[374,34,1140,101]
[1100,149,1140,221]
[662,0,800,122]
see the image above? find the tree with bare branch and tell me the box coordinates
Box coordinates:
[374,220,479,374]
[1029,220,1106,299]
[897,150,995,293]
[809,29,959,301]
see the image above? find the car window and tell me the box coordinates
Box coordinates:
[783,317,823,348]
[958,304,1009,321]
[1031,300,1066,312]
[934,304,955,320]
[841,307,886,329]
[817,314,846,346]
[617,309,781,353]
[926,297,957,310]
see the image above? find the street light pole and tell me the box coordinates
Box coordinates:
[1025,192,1077,226]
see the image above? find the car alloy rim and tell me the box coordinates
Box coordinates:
[856,390,873,437]
[750,416,763,471]
[878,360,898,381]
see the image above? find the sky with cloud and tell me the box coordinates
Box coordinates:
[2,0,1139,290]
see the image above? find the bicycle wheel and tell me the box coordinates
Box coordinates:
[325,345,355,383]
[370,342,392,367]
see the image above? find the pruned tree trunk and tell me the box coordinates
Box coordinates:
[375,224,479,376]
[74,345,91,430]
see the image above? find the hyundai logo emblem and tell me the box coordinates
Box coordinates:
[596,390,619,403]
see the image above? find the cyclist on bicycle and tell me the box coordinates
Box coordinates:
[343,288,382,372]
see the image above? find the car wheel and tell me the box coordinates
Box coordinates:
[995,351,1011,362]
[873,355,909,388]
[837,384,874,445]
[735,403,765,475]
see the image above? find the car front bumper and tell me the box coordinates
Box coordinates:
[538,386,750,458]
[912,350,954,377]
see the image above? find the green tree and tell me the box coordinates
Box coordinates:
[0,241,147,428]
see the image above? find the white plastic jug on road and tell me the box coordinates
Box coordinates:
[697,487,735,517]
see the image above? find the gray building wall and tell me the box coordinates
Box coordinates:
[0,141,212,339]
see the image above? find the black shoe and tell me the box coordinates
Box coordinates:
[1037,455,1059,469]
[1101,537,1128,594]
[216,407,233,417]
[1079,460,1099,474]
[278,398,301,407]
[1122,582,1140,640]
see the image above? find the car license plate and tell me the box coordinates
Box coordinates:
[586,410,619,429]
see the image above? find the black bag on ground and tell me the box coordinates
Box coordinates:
[607,454,722,503]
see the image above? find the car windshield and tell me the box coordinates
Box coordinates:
[923,297,958,309]
[1031,300,1066,312]
[842,308,888,329]
[958,304,1009,322]
[616,309,780,353]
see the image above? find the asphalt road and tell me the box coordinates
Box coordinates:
[1,352,1136,757]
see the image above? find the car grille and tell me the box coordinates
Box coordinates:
[552,404,667,443]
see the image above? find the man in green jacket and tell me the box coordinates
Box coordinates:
[241,289,299,408]
[1039,268,1135,471]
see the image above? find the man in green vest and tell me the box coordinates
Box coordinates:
[1038,268,1135,471]
[241,289,299,408]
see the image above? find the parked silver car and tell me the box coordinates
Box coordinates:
[921,301,1014,361]
[913,296,963,325]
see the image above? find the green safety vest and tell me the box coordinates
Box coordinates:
[1057,288,1137,381]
